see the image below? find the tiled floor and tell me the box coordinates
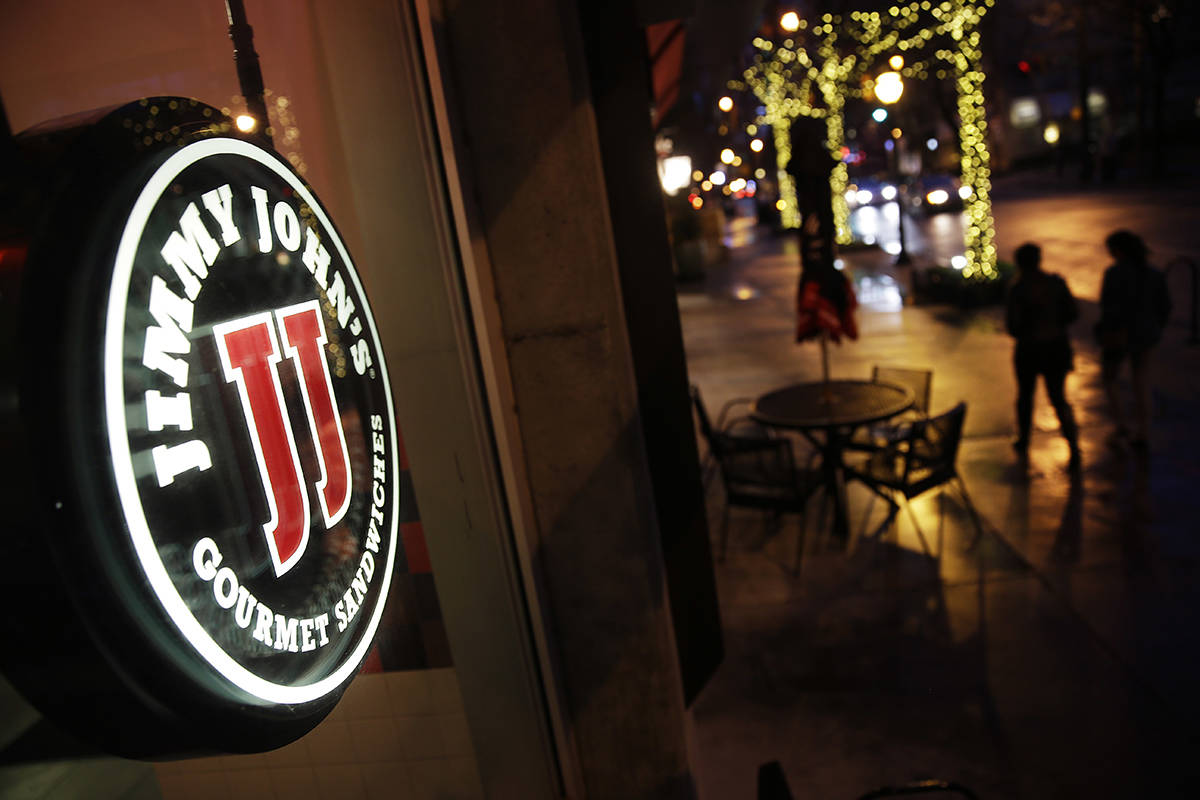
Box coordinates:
[153,669,482,800]
[681,188,1200,799]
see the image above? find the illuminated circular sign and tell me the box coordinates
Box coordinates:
[1,99,400,755]
[107,135,399,704]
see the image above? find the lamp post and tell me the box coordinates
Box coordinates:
[876,69,910,265]
[225,0,271,144]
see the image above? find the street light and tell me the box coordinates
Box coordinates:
[875,71,904,105]
[876,70,910,264]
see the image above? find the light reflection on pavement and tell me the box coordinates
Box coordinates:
[855,274,904,311]
[847,203,966,268]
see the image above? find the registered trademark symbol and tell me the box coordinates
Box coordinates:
[369,368,376,380]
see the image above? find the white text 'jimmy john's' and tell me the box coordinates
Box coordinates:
[141,182,375,490]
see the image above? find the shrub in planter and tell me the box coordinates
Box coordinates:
[914,260,1014,307]
[667,196,705,280]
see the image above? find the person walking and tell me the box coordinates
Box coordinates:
[1006,242,1082,471]
[1095,230,1171,450]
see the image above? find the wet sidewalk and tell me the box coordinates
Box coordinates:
[680,219,1200,798]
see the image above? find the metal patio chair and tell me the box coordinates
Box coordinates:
[691,386,821,562]
[857,780,979,799]
[844,401,983,553]
[757,761,979,799]
[847,365,933,454]
[690,384,765,489]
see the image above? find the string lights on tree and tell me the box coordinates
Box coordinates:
[729,0,999,279]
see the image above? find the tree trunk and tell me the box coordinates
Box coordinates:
[1077,8,1093,183]
[1133,0,1148,175]
[1149,9,1173,178]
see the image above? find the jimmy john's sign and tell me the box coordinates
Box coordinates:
[0,98,401,755]
[111,134,398,700]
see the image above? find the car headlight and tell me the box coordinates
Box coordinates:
[925,189,949,205]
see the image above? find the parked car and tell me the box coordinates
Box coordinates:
[845,175,899,209]
[906,174,967,215]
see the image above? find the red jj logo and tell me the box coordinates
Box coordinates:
[214,300,352,577]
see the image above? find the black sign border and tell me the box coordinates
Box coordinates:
[2,98,400,757]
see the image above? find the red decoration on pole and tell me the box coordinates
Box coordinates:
[795,273,859,344]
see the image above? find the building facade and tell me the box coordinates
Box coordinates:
[0,1,717,798]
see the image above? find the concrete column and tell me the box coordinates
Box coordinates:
[578,0,722,709]
[432,0,695,796]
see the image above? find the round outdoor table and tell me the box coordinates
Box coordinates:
[752,379,914,541]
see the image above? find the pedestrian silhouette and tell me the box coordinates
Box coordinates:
[1095,230,1170,450]
[1005,243,1081,472]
